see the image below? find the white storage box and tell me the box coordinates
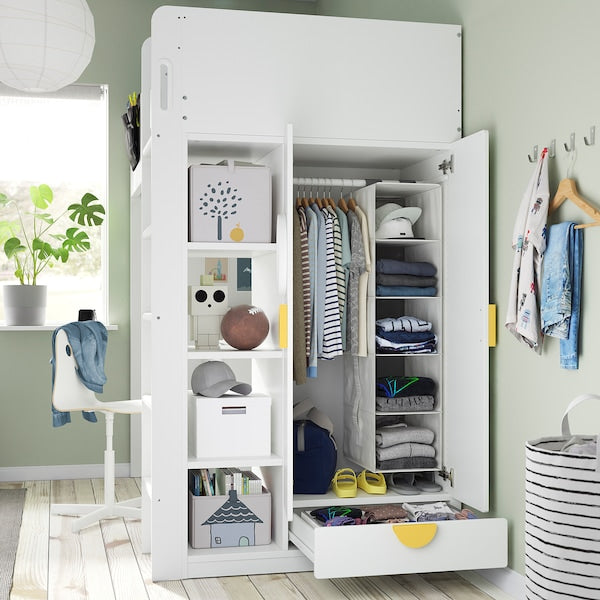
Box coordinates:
[188,161,272,242]
[189,489,271,549]
[188,393,271,458]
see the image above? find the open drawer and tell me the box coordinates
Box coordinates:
[289,509,507,579]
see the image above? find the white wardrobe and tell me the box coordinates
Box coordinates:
[131,6,507,581]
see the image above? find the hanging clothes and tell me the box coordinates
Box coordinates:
[346,208,366,356]
[297,206,312,368]
[334,203,351,350]
[505,148,550,352]
[320,205,343,359]
[303,205,318,378]
[353,202,372,357]
[541,222,583,369]
[292,207,307,384]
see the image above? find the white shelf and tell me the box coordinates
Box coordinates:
[187,348,284,359]
[374,238,440,246]
[187,541,292,561]
[293,488,449,509]
[188,453,284,469]
[188,242,277,258]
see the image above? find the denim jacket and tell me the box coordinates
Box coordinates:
[541,222,583,369]
[51,321,107,426]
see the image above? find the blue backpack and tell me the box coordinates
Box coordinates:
[293,401,337,494]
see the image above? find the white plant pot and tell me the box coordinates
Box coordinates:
[3,284,47,326]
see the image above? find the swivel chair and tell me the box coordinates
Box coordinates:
[51,328,142,532]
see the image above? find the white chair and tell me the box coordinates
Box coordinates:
[51,328,142,532]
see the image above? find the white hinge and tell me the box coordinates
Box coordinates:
[439,466,454,486]
[438,155,454,175]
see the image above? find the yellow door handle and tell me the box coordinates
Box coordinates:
[392,523,437,548]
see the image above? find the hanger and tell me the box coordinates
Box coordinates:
[348,196,357,211]
[337,186,348,213]
[549,178,600,230]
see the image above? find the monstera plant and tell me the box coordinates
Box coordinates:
[0,184,105,285]
[0,184,104,325]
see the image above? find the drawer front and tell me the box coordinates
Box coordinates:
[289,512,507,579]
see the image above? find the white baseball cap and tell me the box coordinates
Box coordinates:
[191,361,252,397]
[376,217,415,239]
[376,203,422,229]
[375,203,422,239]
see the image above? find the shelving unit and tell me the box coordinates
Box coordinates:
[131,5,507,582]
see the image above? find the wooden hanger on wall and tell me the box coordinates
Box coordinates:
[549,178,600,230]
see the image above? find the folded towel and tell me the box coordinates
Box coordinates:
[376,442,436,461]
[376,285,437,297]
[376,395,435,412]
[376,259,437,276]
[376,273,438,287]
[376,375,436,398]
[376,316,432,333]
[377,456,437,470]
[376,424,435,447]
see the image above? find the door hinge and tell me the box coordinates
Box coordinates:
[438,154,454,175]
[439,466,454,486]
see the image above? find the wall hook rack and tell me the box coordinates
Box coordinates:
[528,145,539,163]
[584,126,596,146]
[564,132,576,152]
[548,139,556,158]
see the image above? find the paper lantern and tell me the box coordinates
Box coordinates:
[0,0,95,93]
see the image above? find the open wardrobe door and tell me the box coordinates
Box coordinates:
[443,130,491,512]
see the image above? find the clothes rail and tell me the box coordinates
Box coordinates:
[292,177,366,188]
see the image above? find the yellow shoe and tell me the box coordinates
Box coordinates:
[331,468,357,498]
[357,470,387,494]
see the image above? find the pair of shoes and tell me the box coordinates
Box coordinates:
[331,469,387,497]
[357,470,387,494]
[386,472,443,495]
[331,468,357,498]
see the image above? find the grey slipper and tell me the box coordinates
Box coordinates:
[386,473,419,495]
[414,474,442,492]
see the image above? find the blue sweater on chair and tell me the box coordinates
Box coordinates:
[51,321,108,427]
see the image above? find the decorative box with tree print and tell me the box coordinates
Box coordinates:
[188,161,272,243]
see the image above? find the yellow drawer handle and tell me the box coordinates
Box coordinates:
[279,304,288,348]
[392,523,437,548]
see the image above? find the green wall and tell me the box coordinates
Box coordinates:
[3,0,600,577]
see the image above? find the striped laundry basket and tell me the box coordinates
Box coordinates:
[525,394,600,600]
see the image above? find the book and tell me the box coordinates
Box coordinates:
[200,469,213,496]
[189,469,202,496]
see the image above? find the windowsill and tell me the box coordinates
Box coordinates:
[0,323,119,331]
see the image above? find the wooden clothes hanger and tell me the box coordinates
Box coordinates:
[549,178,600,230]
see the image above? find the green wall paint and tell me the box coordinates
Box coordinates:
[3,0,600,577]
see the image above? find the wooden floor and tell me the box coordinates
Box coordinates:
[1,478,510,600]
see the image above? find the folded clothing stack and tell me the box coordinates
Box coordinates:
[376,316,437,354]
[375,258,437,297]
[375,422,437,470]
[376,375,435,412]
[306,501,476,526]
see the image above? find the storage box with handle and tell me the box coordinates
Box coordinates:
[525,393,600,599]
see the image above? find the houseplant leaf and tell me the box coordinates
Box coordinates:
[62,228,90,252]
[30,184,53,209]
[4,237,26,258]
[68,193,105,226]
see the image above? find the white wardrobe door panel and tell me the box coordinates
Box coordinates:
[151,6,461,143]
[444,130,490,511]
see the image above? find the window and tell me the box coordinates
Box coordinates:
[0,83,108,324]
